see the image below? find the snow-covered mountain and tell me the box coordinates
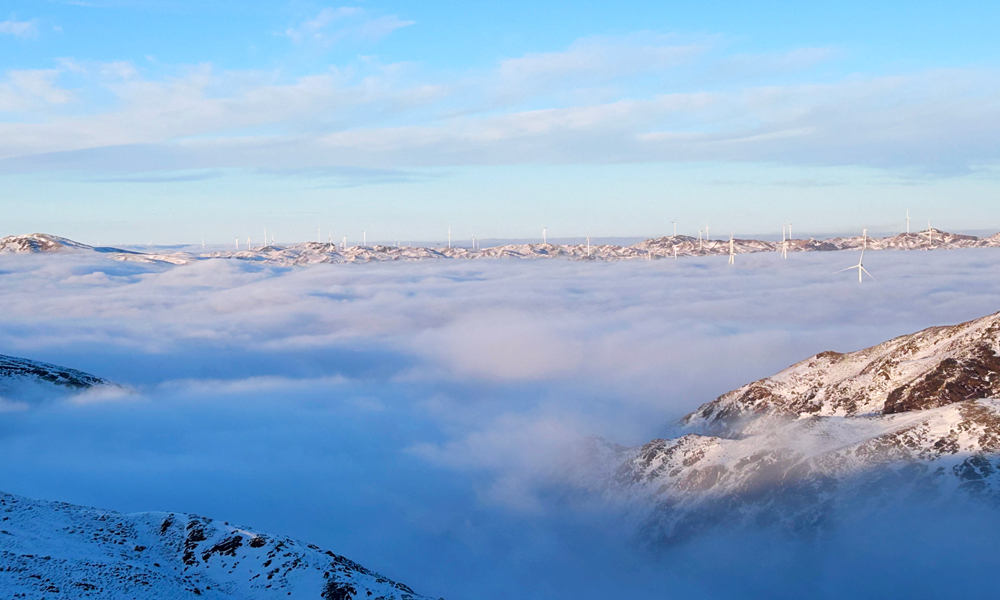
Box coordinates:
[0,233,193,265]
[0,353,119,408]
[0,353,111,390]
[4,229,1000,267]
[0,233,93,253]
[606,311,1000,543]
[0,491,433,600]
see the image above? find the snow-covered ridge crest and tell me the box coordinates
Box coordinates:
[0,233,193,265]
[0,353,110,389]
[0,491,433,600]
[683,311,1000,435]
[0,233,92,253]
[5,228,1000,267]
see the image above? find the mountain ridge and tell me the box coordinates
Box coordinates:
[4,229,1000,266]
[603,310,1000,543]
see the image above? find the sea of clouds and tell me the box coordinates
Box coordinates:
[2,248,1000,599]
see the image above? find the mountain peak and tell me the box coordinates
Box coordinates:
[682,311,1000,435]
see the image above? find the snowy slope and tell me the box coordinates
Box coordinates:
[0,234,192,265]
[0,492,433,600]
[0,234,93,253]
[684,311,1000,433]
[605,312,1000,542]
[616,399,1000,542]
[0,353,120,408]
[0,354,110,390]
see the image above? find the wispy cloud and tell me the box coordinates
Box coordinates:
[0,69,73,111]
[1,38,999,177]
[88,170,223,183]
[284,6,414,45]
[0,18,38,39]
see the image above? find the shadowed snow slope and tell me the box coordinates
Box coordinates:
[612,312,1000,543]
[0,353,111,390]
[0,491,432,600]
[0,353,120,408]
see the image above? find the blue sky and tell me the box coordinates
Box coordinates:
[2,0,999,244]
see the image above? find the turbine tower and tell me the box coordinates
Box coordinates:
[728,232,735,265]
[837,228,874,283]
[672,220,677,237]
[781,224,788,259]
[543,228,547,245]
[927,221,934,246]
[586,234,591,258]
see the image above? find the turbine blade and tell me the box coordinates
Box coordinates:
[835,266,857,273]
[861,266,875,280]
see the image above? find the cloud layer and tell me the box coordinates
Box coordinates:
[2,249,1000,597]
[2,32,999,176]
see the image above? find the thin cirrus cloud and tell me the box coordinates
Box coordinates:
[283,6,414,45]
[0,69,74,111]
[0,36,998,176]
[0,18,38,38]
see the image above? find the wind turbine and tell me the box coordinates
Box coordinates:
[927,221,934,246]
[586,233,591,257]
[788,223,793,239]
[673,245,677,260]
[837,228,874,283]
[672,220,677,237]
[698,229,703,251]
[705,224,710,241]
[235,237,239,250]
[728,232,735,265]
[363,230,367,247]
[543,228,547,245]
[781,224,788,259]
